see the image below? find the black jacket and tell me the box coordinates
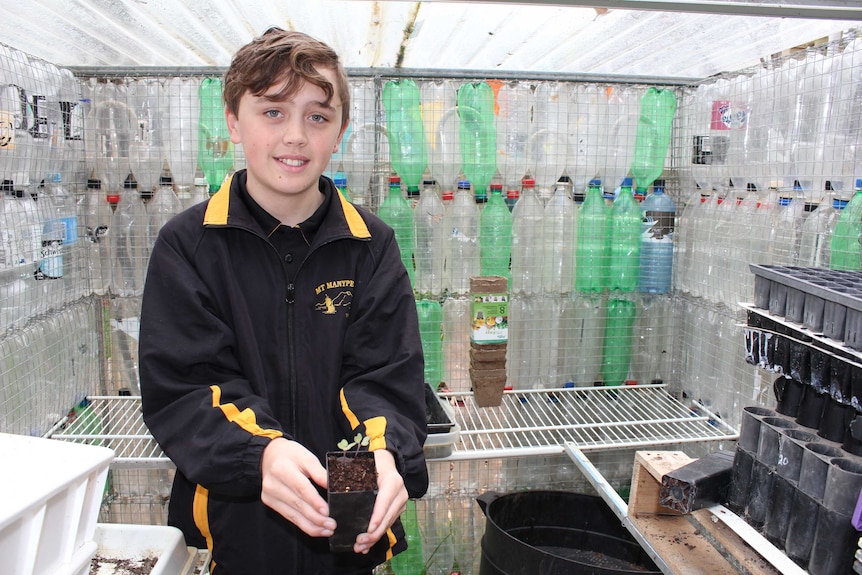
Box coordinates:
[139,172,428,575]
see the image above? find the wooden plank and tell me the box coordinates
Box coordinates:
[629,514,740,575]
[629,451,694,517]
[690,509,783,575]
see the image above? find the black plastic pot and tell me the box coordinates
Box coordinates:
[774,376,804,417]
[327,451,378,552]
[738,406,775,453]
[477,491,660,575]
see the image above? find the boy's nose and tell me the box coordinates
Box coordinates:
[281,118,307,145]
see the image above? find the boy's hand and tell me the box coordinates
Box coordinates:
[353,449,408,554]
[260,438,336,538]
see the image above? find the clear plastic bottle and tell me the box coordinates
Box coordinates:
[831,178,862,271]
[798,183,836,268]
[479,182,512,285]
[608,177,641,292]
[333,175,352,203]
[510,178,544,296]
[443,180,479,296]
[575,178,609,293]
[147,173,183,251]
[0,181,32,330]
[505,187,519,213]
[413,178,446,298]
[33,181,63,313]
[390,499,425,575]
[379,175,416,285]
[638,179,676,294]
[442,296,471,393]
[47,173,80,303]
[190,176,211,207]
[566,293,605,387]
[112,175,149,297]
[771,183,805,267]
[80,178,111,296]
[541,175,576,294]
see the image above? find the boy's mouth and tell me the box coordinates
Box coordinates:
[276,157,308,167]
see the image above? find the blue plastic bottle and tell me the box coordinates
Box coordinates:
[638,180,675,294]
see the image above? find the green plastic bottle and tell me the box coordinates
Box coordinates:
[383,80,428,190]
[197,77,234,192]
[830,178,862,271]
[630,87,677,194]
[416,299,444,388]
[608,177,641,292]
[378,176,416,284]
[601,297,637,386]
[479,183,513,285]
[575,179,610,292]
[391,499,425,575]
[457,82,497,195]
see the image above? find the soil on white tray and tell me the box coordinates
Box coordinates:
[90,555,158,575]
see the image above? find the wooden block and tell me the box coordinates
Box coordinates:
[628,451,694,517]
[660,450,735,514]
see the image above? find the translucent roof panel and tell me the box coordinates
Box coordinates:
[0,0,859,81]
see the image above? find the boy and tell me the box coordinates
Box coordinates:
[139,28,428,575]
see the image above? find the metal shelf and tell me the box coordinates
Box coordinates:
[50,395,172,469]
[440,384,737,460]
[49,385,737,466]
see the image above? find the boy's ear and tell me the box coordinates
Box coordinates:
[226,108,242,145]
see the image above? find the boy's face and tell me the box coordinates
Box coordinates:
[226,66,346,204]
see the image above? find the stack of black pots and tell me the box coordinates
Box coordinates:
[729,389,862,574]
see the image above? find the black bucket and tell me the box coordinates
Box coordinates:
[477,491,661,575]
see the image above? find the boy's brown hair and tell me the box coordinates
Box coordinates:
[223,27,350,129]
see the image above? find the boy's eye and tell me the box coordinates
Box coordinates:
[264,109,282,119]
[309,113,327,123]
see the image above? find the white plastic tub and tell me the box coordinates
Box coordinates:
[86,524,197,575]
[0,432,114,575]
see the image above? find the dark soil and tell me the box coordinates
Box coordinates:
[327,452,377,493]
[90,555,158,574]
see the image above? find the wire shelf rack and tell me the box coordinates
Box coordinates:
[48,385,737,466]
[441,384,738,460]
[50,395,171,469]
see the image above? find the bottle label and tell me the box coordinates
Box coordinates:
[36,239,63,279]
[644,210,675,240]
[470,293,508,343]
[0,110,14,149]
[711,100,747,130]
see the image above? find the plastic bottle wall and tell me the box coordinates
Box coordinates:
[1,33,862,445]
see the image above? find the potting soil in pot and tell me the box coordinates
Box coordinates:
[89,555,158,575]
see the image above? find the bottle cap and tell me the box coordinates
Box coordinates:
[442,190,454,201]
[194,177,208,187]
[521,178,536,187]
[423,179,436,187]
[457,180,471,189]
[490,182,503,191]
[621,177,633,188]
[389,175,401,184]
[87,178,101,190]
[654,179,665,188]
[123,175,138,189]
[588,178,601,187]
[506,189,519,199]
[160,174,173,186]
[106,194,120,204]
[50,173,62,183]
[407,185,420,196]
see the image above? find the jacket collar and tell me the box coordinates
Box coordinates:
[203,171,371,241]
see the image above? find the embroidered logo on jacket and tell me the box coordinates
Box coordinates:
[314,280,354,315]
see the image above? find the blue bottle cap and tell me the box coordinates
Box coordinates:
[334,176,347,187]
[856,178,862,189]
[457,180,471,189]
[621,177,633,188]
[588,178,601,187]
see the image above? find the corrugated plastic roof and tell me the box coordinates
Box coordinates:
[1,1,860,81]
